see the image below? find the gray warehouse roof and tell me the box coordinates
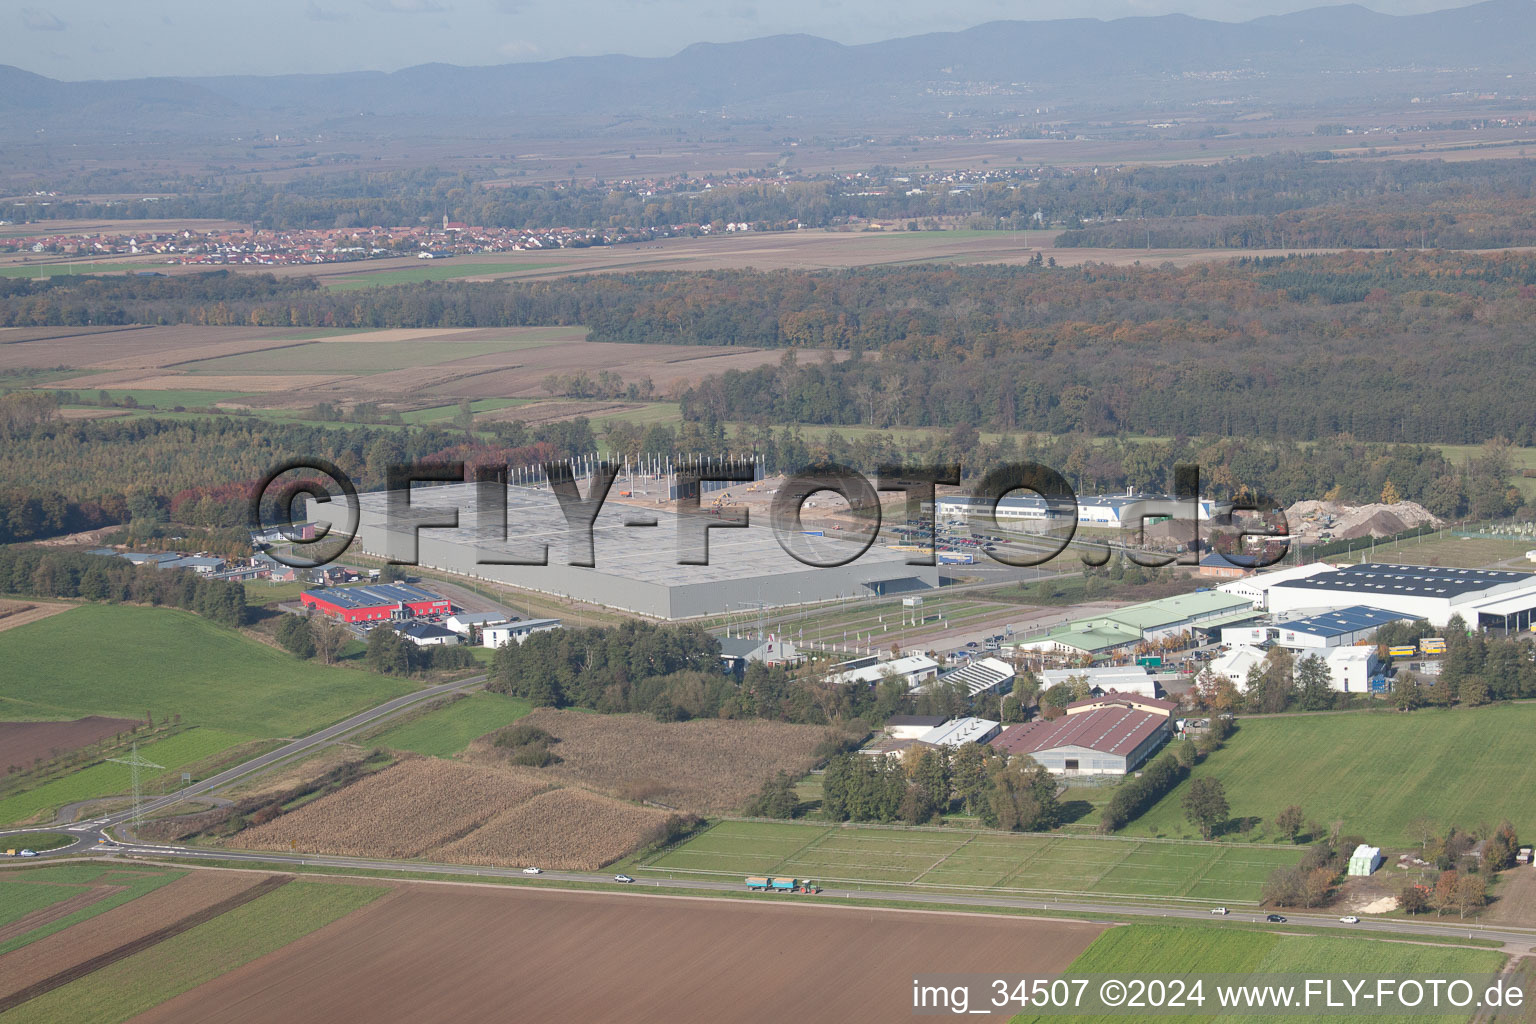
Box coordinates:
[1274,604,1419,638]
[1273,563,1532,599]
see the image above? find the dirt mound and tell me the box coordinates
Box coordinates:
[1286,499,1441,541]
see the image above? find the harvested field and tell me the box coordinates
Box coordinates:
[0,875,291,1014]
[0,715,136,773]
[130,883,1105,1024]
[0,602,74,638]
[0,885,124,943]
[468,710,844,814]
[0,869,268,1000]
[0,326,323,372]
[438,788,673,870]
[53,372,355,392]
[236,758,551,858]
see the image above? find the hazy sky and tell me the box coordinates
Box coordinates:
[6,0,1483,81]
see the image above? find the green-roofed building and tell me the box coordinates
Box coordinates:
[1099,590,1258,641]
[1009,589,1259,660]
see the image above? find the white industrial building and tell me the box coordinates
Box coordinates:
[445,612,507,635]
[1217,562,1340,609]
[1215,644,1381,692]
[1263,563,1536,631]
[917,716,1001,747]
[482,617,563,648]
[1313,647,1381,693]
[1220,605,1419,651]
[883,715,949,741]
[1037,665,1161,698]
[827,654,939,689]
[930,657,1015,697]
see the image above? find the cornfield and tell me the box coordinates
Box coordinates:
[438,788,674,871]
[236,758,551,858]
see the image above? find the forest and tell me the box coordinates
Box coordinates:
[0,547,248,627]
[6,253,1536,447]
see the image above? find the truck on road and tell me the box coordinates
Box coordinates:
[745,876,821,894]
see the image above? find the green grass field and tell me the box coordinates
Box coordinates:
[371,691,531,757]
[1326,536,1536,569]
[399,398,532,424]
[2,880,382,1024]
[0,604,414,823]
[0,726,250,825]
[1012,923,1505,1024]
[0,863,185,956]
[320,259,562,289]
[1124,705,1536,846]
[0,263,150,279]
[642,820,1300,905]
[0,604,412,736]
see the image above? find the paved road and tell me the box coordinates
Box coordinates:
[31,840,1530,954]
[93,673,489,828]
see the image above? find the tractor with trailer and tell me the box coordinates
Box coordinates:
[745,876,821,894]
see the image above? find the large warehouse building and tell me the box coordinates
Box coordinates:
[1262,563,1536,631]
[989,695,1174,775]
[317,483,939,620]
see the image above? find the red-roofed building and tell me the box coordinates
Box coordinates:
[1065,692,1178,719]
[990,704,1171,776]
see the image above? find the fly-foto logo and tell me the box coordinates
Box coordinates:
[250,458,1289,571]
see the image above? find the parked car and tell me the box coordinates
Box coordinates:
[1210,907,1229,915]
[1339,916,1360,924]
[521,866,542,875]
[613,874,635,883]
[1265,914,1287,923]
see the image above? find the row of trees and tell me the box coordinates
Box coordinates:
[817,744,1061,831]
[0,547,247,627]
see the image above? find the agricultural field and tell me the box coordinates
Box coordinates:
[17,323,817,417]
[370,692,532,758]
[438,787,674,870]
[0,604,412,823]
[0,601,75,636]
[0,863,185,957]
[1014,923,1506,1024]
[1124,705,1536,846]
[0,605,411,737]
[1,878,382,1024]
[466,709,850,814]
[123,883,1105,1024]
[318,258,562,290]
[0,716,137,773]
[237,758,552,859]
[643,820,1301,905]
[0,726,250,825]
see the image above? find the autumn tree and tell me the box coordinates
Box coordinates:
[1457,874,1487,918]
[1432,870,1460,917]
[1182,777,1230,840]
[310,616,350,666]
[1275,805,1305,843]
[1397,884,1428,915]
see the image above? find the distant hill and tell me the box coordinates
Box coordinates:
[2,0,1532,137]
